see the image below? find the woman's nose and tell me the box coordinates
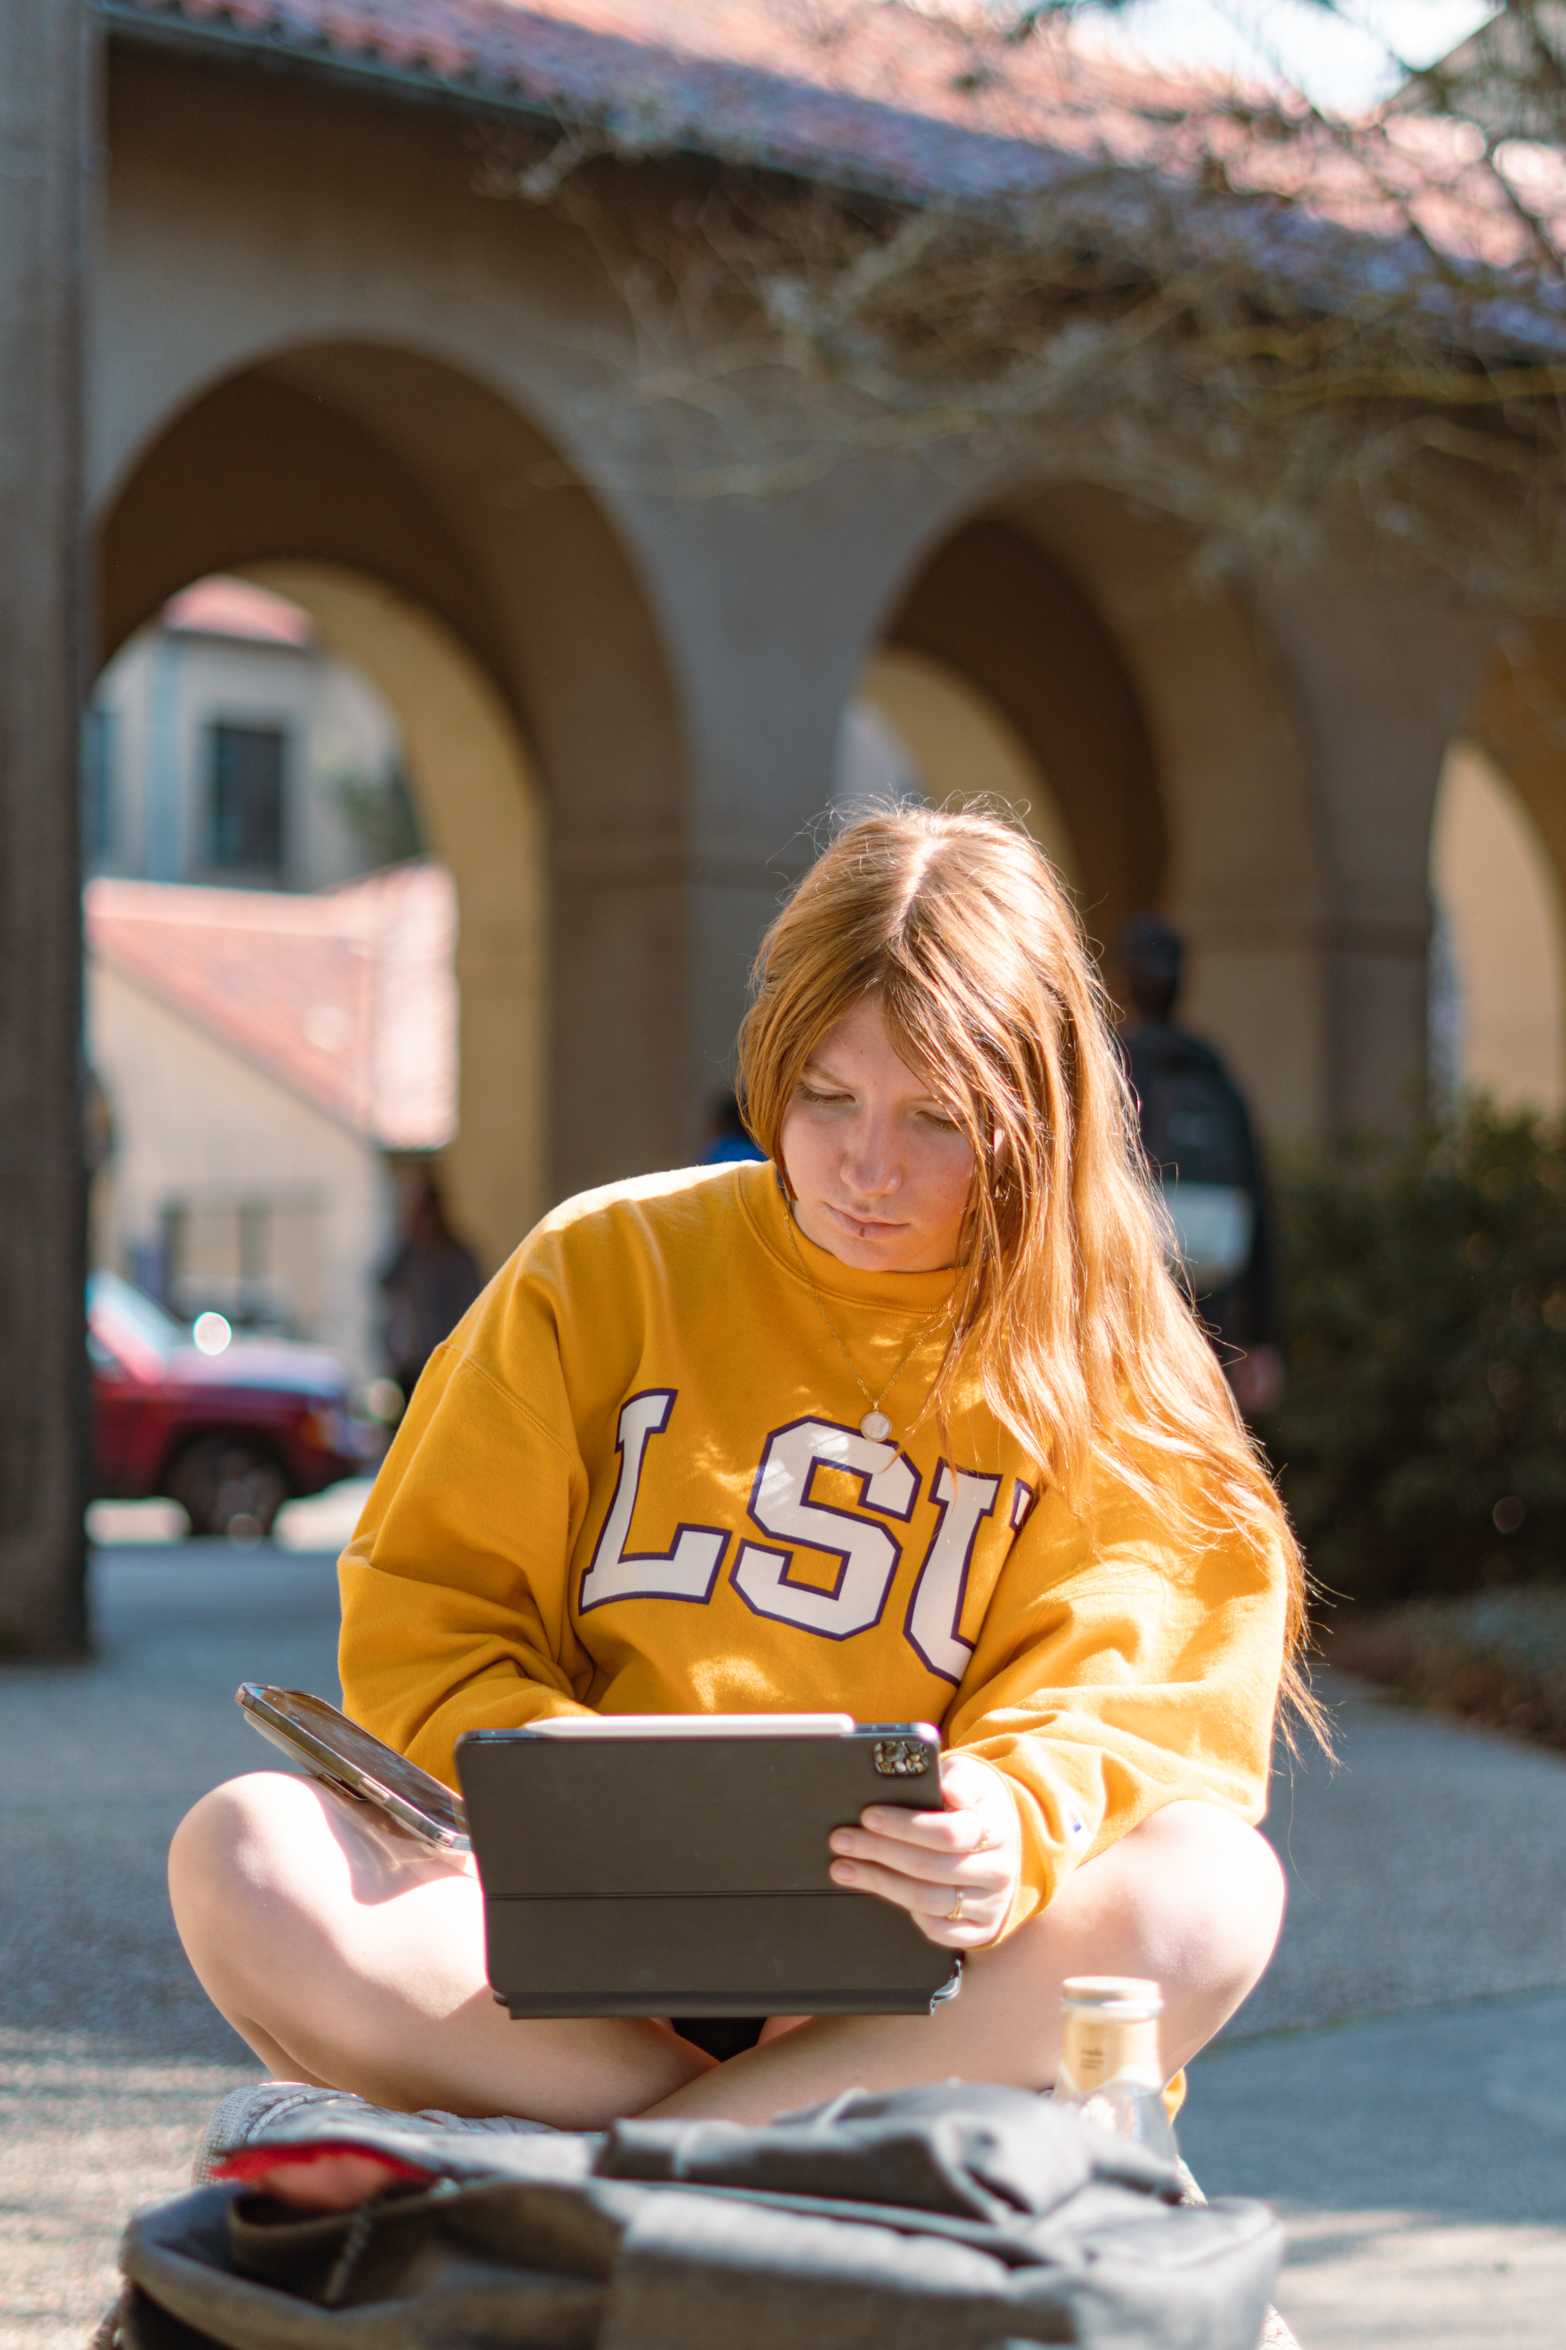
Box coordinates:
[842,1122,901,1198]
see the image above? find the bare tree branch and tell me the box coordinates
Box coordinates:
[471,0,1566,609]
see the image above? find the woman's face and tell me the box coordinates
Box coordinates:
[779,996,975,1274]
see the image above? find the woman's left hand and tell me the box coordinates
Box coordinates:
[828,1751,1022,1948]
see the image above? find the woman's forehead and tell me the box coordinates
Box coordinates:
[807,996,949,1095]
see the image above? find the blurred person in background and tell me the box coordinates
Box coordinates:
[1116,915,1282,1419]
[378,1172,484,1413]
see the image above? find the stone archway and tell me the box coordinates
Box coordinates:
[850,482,1326,1144]
[241,562,547,1266]
[850,646,1082,893]
[1003,487,1326,1144]
[873,513,1163,953]
[97,339,691,1218]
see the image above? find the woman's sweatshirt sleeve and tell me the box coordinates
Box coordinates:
[338,1268,597,1787]
[944,1470,1289,1937]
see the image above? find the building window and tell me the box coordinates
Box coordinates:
[206,722,287,880]
[160,1188,324,1338]
[81,705,115,873]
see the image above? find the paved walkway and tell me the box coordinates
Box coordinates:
[2,1509,1564,2346]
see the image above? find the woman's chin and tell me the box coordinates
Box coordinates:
[801,1202,935,1273]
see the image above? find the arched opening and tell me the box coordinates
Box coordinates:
[853,514,1162,952]
[83,571,452,1393]
[243,562,547,1267]
[96,339,690,1228]
[842,483,1326,1142]
[1432,742,1566,1117]
[1445,629,1566,1124]
[840,648,1082,893]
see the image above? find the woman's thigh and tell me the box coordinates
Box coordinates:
[167,1771,713,2124]
[641,1800,1285,2126]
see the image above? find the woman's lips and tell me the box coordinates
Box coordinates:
[828,1203,905,1238]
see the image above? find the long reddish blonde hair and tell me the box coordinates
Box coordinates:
[738,802,1327,1755]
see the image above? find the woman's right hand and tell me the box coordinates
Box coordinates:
[827,1750,1022,1948]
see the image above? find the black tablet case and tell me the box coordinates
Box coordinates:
[456,1726,962,2019]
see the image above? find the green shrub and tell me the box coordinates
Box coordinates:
[1259,1099,1566,1610]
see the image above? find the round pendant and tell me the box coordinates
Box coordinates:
[859,1409,893,1442]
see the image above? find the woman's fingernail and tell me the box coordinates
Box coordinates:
[831,1862,856,1883]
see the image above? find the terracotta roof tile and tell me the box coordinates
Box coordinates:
[99,0,1291,209]
[87,861,457,1150]
[163,576,316,648]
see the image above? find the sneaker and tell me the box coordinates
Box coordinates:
[192,2079,343,2182]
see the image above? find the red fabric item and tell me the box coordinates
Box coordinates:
[211,2141,436,2187]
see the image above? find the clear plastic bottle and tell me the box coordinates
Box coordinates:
[1050,1974,1179,2164]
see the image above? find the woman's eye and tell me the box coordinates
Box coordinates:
[920,1110,961,1132]
[798,1085,848,1109]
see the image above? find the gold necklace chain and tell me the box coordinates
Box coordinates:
[781,1200,953,1445]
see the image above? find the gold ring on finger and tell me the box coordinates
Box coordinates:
[946,1889,964,1923]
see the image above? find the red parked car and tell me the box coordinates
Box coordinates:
[89,1271,380,1538]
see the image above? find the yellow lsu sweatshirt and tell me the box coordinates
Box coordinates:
[340,1157,1286,1938]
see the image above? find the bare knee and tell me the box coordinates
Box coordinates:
[1143,1801,1284,1958]
[168,1770,323,1980]
[1116,1801,1286,2031]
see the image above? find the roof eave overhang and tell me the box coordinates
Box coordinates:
[95,4,1566,377]
[93,0,923,212]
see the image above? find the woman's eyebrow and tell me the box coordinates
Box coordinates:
[803,1056,948,1109]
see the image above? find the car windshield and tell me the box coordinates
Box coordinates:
[88,1270,186,1358]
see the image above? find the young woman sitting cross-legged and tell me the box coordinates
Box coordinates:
[169,804,1323,2209]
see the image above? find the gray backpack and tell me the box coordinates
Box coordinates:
[106,2079,1281,2350]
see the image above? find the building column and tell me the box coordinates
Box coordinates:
[0,3,95,1653]
[617,481,917,1148]
[1256,576,1495,1144]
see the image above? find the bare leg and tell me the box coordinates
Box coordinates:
[640,1800,1286,2126]
[170,1783,1281,2201]
[167,1773,715,2126]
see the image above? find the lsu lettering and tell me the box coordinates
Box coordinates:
[580,1393,1029,1683]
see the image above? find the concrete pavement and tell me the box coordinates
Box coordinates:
[2,1501,1564,2346]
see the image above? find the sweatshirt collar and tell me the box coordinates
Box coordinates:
[738,1157,963,1316]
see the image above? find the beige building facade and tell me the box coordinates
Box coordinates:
[86,860,459,1379]
[88,956,390,1374]
[3,1,1564,1647]
[89,577,411,895]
